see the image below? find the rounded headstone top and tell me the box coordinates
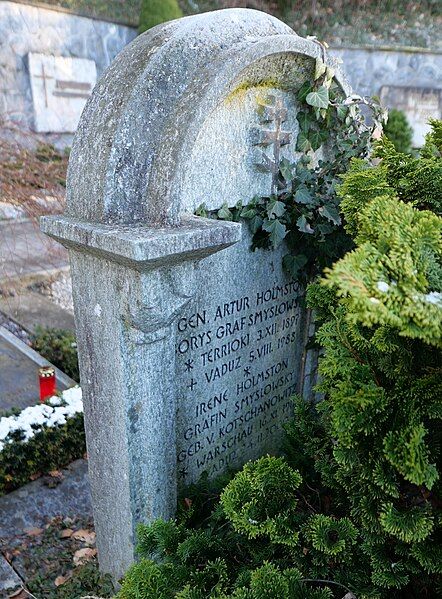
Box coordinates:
[67,9,350,226]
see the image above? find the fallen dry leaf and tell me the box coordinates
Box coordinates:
[72,529,96,545]
[60,528,74,539]
[29,472,42,481]
[49,469,62,477]
[73,547,97,566]
[54,572,72,587]
[49,470,64,481]
[24,527,43,537]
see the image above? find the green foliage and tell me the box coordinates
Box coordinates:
[422,118,442,158]
[117,459,345,598]
[118,118,442,599]
[383,108,413,154]
[0,410,85,495]
[49,561,115,598]
[329,128,442,349]
[304,122,442,595]
[221,456,302,546]
[32,326,79,381]
[304,515,357,556]
[139,0,182,33]
[211,60,386,283]
[324,195,442,346]
[374,136,442,215]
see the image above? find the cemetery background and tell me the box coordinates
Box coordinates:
[3,2,440,599]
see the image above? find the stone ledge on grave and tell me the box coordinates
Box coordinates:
[40,214,242,269]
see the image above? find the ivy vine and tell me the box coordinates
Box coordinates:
[196,57,387,283]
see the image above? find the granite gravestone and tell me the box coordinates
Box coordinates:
[29,53,96,132]
[41,9,349,580]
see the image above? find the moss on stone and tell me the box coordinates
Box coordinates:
[225,79,282,105]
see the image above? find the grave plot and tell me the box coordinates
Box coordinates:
[42,8,350,580]
[0,326,75,412]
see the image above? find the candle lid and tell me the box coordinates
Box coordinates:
[39,366,55,378]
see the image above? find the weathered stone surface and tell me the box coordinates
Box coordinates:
[330,46,442,146]
[331,46,442,100]
[41,8,350,581]
[28,52,97,133]
[0,555,22,594]
[0,459,91,542]
[380,85,442,146]
[0,0,136,142]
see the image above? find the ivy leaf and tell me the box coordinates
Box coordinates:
[317,222,334,236]
[326,66,335,80]
[296,165,315,185]
[343,94,363,105]
[336,105,348,121]
[195,203,208,218]
[319,205,342,225]
[297,111,313,134]
[297,132,311,153]
[249,215,263,234]
[283,253,308,278]
[240,206,257,219]
[267,199,286,219]
[279,157,293,182]
[263,218,287,247]
[217,203,233,221]
[297,215,314,234]
[299,154,311,166]
[314,58,327,81]
[306,86,329,109]
[297,81,312,103]
[294,186,313,205]
[309,129,328,151]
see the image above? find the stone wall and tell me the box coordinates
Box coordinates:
[330,45,442,145]
[0,0,137,144]
[1,1,441,147]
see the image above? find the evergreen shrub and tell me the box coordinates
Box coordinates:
[139,0,183,33]
[383,108,413,154]
[117,123,442,598]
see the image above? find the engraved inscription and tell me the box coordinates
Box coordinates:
[176,280,302,485]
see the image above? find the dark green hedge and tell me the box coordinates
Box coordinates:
[139,0,182,33]
[32,326,79,381]
[0,412,85,495]
[383,107,414,153]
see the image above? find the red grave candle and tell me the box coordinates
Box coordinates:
[39,366,56,402]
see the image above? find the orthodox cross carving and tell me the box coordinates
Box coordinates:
[34,64,53,108]
[33,63,92,106]
[252,94,292,195]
